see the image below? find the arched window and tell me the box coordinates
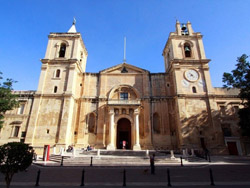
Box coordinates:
[88,113,95,133]
[153,113,161,134]
[192,86,197,93]
[54,86,58,93]
[56,69,60,78]
[59,43,66,58]
[184,43,191,58]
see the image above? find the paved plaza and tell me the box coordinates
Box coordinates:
[0,155,250,187]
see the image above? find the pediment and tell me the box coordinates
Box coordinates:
[100,63,149,74]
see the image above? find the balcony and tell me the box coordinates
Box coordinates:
[108,99,140,106]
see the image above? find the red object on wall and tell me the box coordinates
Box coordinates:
[43,145,50,161]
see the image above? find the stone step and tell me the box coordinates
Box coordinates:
[186,156,208,162]
[78,149,176,157]
[59,156,180,165]
[49,154,71,163]
[47,150,181,166]
[78,150,97,155]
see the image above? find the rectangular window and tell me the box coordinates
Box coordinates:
[13,126,20,137]
[18,104,25,114]
[120,93,128,100]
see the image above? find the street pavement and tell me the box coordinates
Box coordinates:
[0,155,250,187]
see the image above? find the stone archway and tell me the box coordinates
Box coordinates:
[116,118,131,149]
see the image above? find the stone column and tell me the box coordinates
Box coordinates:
[107,108,115,150]
[133,109,141,150]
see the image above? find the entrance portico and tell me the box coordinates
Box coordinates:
[106,84,141,150]
[107,107,141,150]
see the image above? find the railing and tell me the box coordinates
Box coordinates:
[108,100,140,105]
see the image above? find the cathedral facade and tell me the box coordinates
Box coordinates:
[1,21,248,155]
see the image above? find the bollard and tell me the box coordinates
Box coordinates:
[61,156,64,166]
[170,150,175,159]
[60,147,64,155]
[180,156,183,167]
[90,156,93,166]
[123,169,126,187]
[35,169,41,186]
[53,147,56,155]
[209,168,215,186]
[80,169,85,186]
[191,149,195,156]
[167,169,172,187]
[182,149,187,157]
[208,153,211,163]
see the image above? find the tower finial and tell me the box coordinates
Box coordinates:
[68,18,77,33]
[175,17,179,23]
[123,36,126,63]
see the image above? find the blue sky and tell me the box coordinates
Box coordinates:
[0,0,250,90]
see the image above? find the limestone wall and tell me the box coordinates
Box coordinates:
[0,91,35,145]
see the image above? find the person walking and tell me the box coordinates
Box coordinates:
[150,153,155,174]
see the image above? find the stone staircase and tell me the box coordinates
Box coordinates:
[49,154,71,163]
[46,149,181,166]
[52,156,180,166]
[79,149,176,157]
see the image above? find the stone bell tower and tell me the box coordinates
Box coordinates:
[25,20,88,150]
[162,21,217,150]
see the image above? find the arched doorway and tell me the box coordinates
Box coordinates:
[116,118,131,149]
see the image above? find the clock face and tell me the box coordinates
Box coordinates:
[185,69,199,82]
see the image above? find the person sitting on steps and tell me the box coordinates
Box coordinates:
[86,145,92,151]
[66,145,73,152]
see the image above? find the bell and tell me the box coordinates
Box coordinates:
[181,24,187,31]
[184,46,190,52]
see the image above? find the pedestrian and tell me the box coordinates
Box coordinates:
[150,153,155,174]
[122,140,126,149]
[33,152,37,162]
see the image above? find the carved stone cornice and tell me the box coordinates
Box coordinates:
[41,58,78,64]
[34,93,75,99]
[172,59,211,64]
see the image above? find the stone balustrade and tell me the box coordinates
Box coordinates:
[108,100,140,105]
